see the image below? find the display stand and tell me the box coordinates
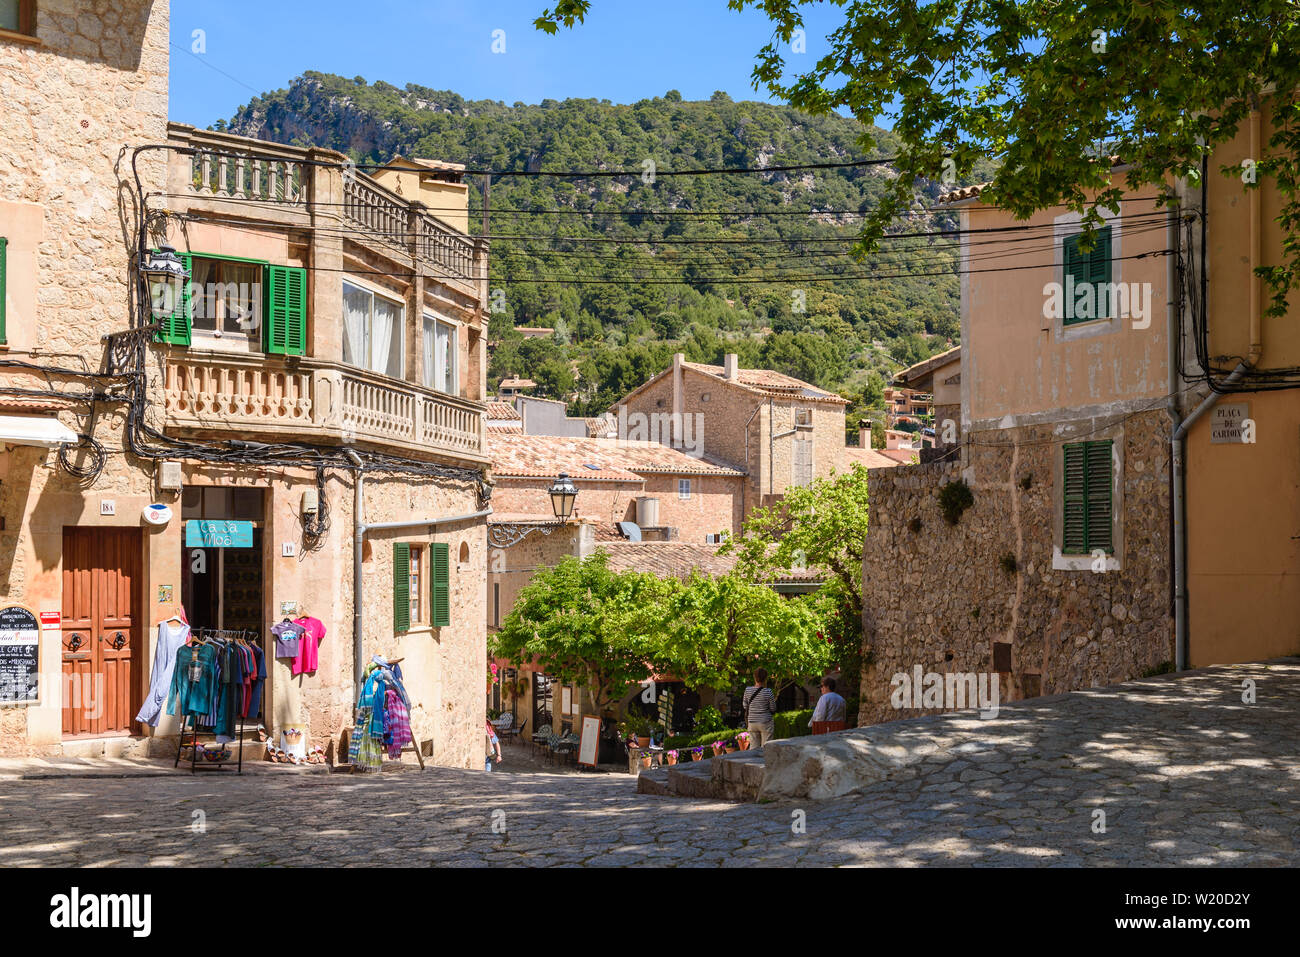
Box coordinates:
[340,655,425,771]
[171,628,258,775]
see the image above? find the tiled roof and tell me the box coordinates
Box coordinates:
[486,422,523,435]
[486,401,520,421]
[896,346,961,388]
[596,543,737,580]
[841,447,909,470]
[681,362,848,404]
[936,183,991,204]
[487,434,745,479]
[498,378,536,389]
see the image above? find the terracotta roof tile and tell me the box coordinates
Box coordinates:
[840,447,908,470]
[488,434,745,479]
[680,362,848,404]
[486,401,520,421]
[596,543,737,579]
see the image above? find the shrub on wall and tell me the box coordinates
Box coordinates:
[938,479,974,525]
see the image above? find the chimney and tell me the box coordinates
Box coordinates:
[671,353,685,447]
[859,421,871,449]
[723,353,739,381]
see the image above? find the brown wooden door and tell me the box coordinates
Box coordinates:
[61,528,142,738]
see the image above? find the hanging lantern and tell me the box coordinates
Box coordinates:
[141,245,190,319]
[548,472,579,522]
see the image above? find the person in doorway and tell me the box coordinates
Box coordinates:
[485,719,503,771]
[809,676,847,727]
[742,668,777,748]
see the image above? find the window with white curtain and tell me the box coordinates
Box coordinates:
[342,280,404,379]
[422,313,458,394]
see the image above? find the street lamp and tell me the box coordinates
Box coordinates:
[141,245,189,320]
[487,473,580,548]
[548,472,578,522]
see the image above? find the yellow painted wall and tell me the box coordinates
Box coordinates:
[1186,102,1300,665]
[965,187,1171,424]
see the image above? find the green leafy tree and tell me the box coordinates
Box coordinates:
[650,571,830,692]
[722,463,871,689]
[536,1,1300,317]
[490,552,670,713]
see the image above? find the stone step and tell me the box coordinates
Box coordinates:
[635,750,766,802]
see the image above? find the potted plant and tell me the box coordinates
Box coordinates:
[691,746,706,762]
[666,749,679,766]
[736,731,751,750]
[711,739,727,757]
[619,714,653,750]
[724,738,738,754]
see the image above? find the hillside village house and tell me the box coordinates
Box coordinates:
[894,346,962,461]
[613,352,896,519]
[857,176,1178,724]
[0,3,492,766]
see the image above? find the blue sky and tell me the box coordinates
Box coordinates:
[169,0,847,128]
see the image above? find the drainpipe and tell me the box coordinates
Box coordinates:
[345,450,365,695]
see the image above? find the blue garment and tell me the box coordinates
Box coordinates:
[358,670,387,740]
[166,643,217,718]
[136,621,190,727]
[246,643,266,720]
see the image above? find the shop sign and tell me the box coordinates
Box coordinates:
[185,520,253,548]
[0,605,40,705]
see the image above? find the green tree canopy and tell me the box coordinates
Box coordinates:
[649,571,830,692]
[489,552,671,712]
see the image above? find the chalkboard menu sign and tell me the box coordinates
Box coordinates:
[0,605,40,705]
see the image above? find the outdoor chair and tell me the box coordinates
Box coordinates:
[811,720,848,735]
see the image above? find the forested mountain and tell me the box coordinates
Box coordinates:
[223,72,980,426]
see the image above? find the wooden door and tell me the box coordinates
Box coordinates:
[61,528,142,738]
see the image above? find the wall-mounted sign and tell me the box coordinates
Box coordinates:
[0,605,41,705]
[142,504,173,526]
[185,520,253,548]
[1210,403,1251,443]
[282,542,297,557]
[157,585,173,604]
[100,499,116,516]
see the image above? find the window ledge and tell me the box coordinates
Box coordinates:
[1052,548,1121,573]
[0,28,41,47]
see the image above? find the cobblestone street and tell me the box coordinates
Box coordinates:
[2,661,1297,867]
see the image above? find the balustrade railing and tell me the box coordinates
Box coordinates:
[343,177,409,250]
[189,149,307,205]
[162,352,484,459]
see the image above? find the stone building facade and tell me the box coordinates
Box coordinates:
[859,410,1173,724]
[0,4,491,766]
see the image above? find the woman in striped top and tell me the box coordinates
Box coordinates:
[742,668,777,748]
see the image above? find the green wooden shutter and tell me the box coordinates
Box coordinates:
[1062,443,1087,553]
[430,542,450,628]
[0,236,7,346]
[393,543,410,633]
[152,251,192,345]
[263,264,306,355]
[1063,228,1112,324]
[1089,226,1113,318]
[1085,440,1113,552]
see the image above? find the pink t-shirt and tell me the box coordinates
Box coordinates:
[292,617,326,676]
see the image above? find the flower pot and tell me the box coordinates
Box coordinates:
[692,751,705,762]
[636,736,651,750]
[738,738,750,750]
[711,745,725,756]
[725,745,737,754]
[666,754,678,765]
[639,755,651,769]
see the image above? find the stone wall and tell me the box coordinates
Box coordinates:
[859,409,1174,725]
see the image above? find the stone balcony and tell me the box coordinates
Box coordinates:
[162,351,487,466]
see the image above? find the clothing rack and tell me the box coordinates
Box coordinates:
[342,655,425,771]
[174,628,258,775]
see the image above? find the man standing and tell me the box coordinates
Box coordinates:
[742,668,777,748]
[809,677,847,729]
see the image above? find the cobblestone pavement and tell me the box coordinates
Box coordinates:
[1,660,1297,867]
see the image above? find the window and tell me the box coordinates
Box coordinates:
[0,236,7,345]
[0,0,35,37]
[152,253,305,355]
[190,258,263,351]
[795,408,813,429]
[343,280,404,379]
[793,438,813,486]
[422,313,457,394]
[492,582,500,629]
[409,545,423,624]
[1062,440,1113,554]
[1063,226,1113,323]
[678,478,691,500]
